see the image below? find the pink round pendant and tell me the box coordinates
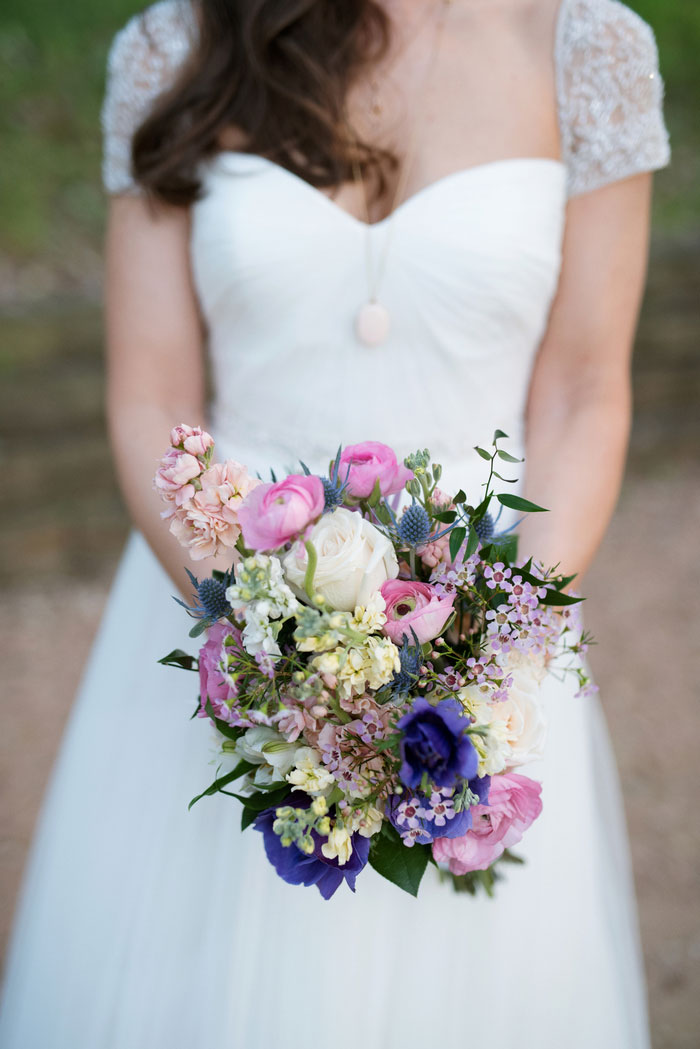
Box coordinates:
[355,301,391,347]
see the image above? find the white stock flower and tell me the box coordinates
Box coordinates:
[342,804,384,838]
[283,507,398,611]
[321,824,354,866]
[285,747,336,797]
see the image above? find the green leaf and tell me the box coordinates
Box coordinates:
[241,806,259,831]
[368,827,429,897]
[492,471,517,484]
[496,449,523,463]
[453,489,466,504]
[474,446,492,462]
[158,649,198,671]
[433,510,457,524]
[188,760,256,810]
[230,785,290,812]
[493,429,509,442]
[539,589,584,607]
[449,526,466,562]
[465,526,479,558]
[188,618,212,638]
[203,700,244,742]
[473,495,491,518]
[497,494,548,514]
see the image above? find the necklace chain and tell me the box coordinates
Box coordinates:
[350,0,453,308]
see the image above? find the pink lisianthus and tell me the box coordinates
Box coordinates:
[198,621,241,722]
[380,579,455,646]
[238,474,325,552]
[432,773,543,873]
[338,441,413,499]
[169,424,215,458]
[169,460,261,560]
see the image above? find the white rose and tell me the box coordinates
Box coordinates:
[283,507,398,611]
[491,684,547,767]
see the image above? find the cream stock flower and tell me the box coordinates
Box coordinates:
[321,824,354,865]
[285,747,336,796]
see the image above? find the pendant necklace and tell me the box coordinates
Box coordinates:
[351,0,453,348]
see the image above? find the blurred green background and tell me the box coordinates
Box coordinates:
[0,3,698,1047]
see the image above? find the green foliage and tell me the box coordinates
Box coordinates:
[368,823,430,897]
[158,648,198,671]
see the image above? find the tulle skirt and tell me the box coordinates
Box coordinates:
[0,531,651,1048]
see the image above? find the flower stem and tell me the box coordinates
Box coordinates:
[304,540,318,601]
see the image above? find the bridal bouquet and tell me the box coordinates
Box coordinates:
[155,426,593,899]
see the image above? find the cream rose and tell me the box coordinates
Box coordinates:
[282,507,398,611]
[492,683,547,768]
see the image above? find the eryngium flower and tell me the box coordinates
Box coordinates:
[397,502,432,547]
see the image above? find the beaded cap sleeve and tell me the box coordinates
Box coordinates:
[101,0,197,194]
[556,0,671,198]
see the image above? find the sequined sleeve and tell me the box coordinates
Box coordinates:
[556,0,671,198]
[101,0,197,194]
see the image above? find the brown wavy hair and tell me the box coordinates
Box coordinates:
[132,0,397,206]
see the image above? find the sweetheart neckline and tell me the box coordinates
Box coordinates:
[207,152,567,230]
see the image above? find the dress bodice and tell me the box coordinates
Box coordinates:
[190,153,566,493]
[101,0,670,494]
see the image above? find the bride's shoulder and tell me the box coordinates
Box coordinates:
[101,0,198,194]
[106,0,198,74]
[556,0,671,197]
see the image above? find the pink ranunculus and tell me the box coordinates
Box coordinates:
[169,424,215,457]
[154,448,202,507]
[169,459,261,559]
[380,579,455,646]
[338,441,414,499]
[198,621,241,722]
[238,474,325,552]
[432,773,543,873]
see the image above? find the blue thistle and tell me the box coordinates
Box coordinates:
[380,634,422,701]
[397,502,432,547]
[474,512,494,542]
[321,475,345,511]
[175,568,233,622]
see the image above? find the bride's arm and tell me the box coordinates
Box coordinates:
[105,195,232,593]
[517,172,654,583]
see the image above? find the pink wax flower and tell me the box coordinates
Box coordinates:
[432,773,543,873]
[238,474,325,552]
[169,424,215,458]
[338,441,413,499]
[154,448,202,509]
[169,459,261,560]
[198,621,241,722]
[380,579,455,646]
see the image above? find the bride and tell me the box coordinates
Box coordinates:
[0,0,670,1046]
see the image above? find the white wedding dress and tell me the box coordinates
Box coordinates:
[0,1,670,1046]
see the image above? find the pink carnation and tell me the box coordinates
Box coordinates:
[432,773,543,873]
[338,441,413,499]
[380,579,455,646]
[169,460,261,560]
[238,474,325,552]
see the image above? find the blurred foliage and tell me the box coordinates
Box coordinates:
[0,0,697,268]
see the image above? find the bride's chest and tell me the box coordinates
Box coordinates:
[189,154,568,328]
